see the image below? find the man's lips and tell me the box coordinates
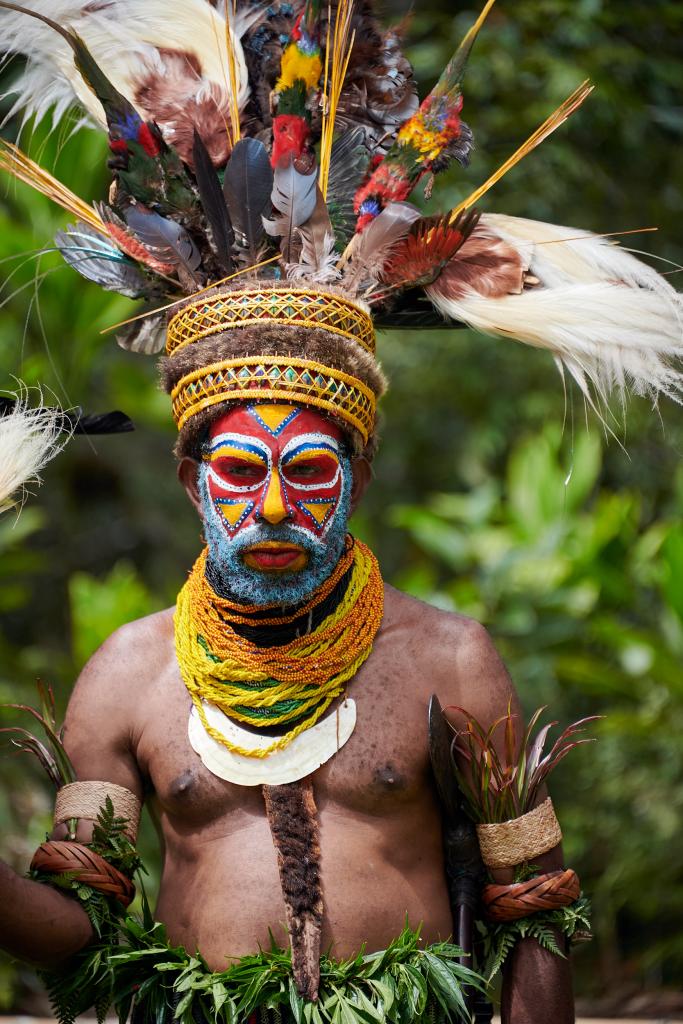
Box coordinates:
[243,543,308,572]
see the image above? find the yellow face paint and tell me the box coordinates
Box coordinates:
[206,444,265,466]
[286,447,340,466]
[261,467,288,524]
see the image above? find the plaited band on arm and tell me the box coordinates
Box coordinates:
[482,868,580,921]
[475,797,562,869]
[31,840,136,907]
[54,782,141,841]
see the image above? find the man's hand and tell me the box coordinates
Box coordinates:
[439,619,575,1024]
[0,859,94,966]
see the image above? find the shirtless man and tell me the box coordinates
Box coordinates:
[0,400,573,1024]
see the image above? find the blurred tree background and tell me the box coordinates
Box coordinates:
[1,0,682,1014]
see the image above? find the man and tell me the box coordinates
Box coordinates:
[0,2,679,1021]
[0,394,573,1023]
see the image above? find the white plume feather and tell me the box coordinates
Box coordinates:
[428,281,683,407]
[0,390,71,514]
[428,213,683,410]
[0,0,254,164]
[481,213,676,294]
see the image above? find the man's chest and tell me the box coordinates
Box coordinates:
[134,635,435,831]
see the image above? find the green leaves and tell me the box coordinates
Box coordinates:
[507,427,601,538]
[69,561,162,668]
[42,919,483,1024]
[480,894,592,982]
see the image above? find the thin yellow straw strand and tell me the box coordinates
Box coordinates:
[208,6,234,150]
[534,226,658,245]
[458,0,498,57]
[100,253,282,335]
[319,0,355,200]
[0,140,106,234]
[319,2,333,193]
[225,0,242,144]
[447,81,594,224]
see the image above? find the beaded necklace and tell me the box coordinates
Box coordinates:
[174,537,384,758]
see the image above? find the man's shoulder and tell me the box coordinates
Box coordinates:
[382,584,512,708]
[383,583,492,649]
[72,607,176,701]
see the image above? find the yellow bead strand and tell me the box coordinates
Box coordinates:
[174,538,384,758]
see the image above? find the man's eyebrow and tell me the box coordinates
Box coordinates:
[280,433,342,461]
[205,434,270,459]
[206,444,266,464]
[284,445,340,463]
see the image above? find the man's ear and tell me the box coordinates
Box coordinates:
[350,456,372,513]
[178,457,202,514]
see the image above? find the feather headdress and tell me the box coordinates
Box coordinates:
[0,0,681,454]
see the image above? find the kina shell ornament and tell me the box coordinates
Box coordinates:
[188,698,357,785]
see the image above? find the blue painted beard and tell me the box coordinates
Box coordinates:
[198,455,353,607]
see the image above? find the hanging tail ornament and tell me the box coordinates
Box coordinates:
[0,391,133,514]
[0,391,70,514]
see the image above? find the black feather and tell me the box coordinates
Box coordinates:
[192,129,234,273]
[0,396,134,434]
[115,312,166,355]
[326,128,372,246]
[70,410,134,434]
[124,206,201,276]
[223,138,274,259]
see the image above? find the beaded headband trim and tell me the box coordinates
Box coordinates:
[171,356,376,444]
[166,288,376,358]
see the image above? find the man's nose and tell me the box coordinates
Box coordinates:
[259,469,290,524]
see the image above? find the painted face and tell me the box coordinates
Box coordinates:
[198,403,353,605]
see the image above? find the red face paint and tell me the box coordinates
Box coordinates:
[203,404,347,559]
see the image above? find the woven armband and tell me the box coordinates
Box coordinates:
[482,868,580,922]
[475,797,562,869]
[30,840,135,907]
[54,781,141,841]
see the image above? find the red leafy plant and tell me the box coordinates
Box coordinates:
[0,679,75,790]
[448,703,601,824]
[1,679,78,836]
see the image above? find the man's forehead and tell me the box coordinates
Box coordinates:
[208,404,345,445]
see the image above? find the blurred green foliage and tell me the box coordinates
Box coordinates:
[0,0,682,1011]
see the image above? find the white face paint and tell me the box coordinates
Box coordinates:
[199,404,353,605]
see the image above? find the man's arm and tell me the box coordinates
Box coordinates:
[0,622,146,966]
[444,618,574,1024]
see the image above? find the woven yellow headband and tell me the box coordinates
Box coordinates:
[166,287,376,357]
[168,287,378,445]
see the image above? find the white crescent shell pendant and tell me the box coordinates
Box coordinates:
[188,698,357,786]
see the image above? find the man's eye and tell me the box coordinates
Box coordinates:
[214,459,264,479]
[287,463,320,479]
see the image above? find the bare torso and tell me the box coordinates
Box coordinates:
[64,583,519,970]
